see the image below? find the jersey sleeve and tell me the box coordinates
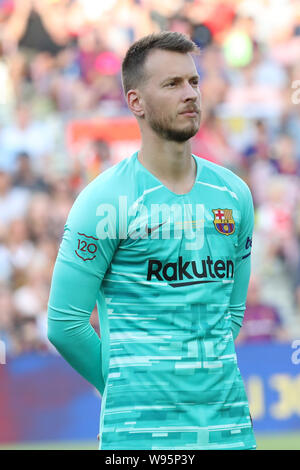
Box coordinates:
[47,183,119,395]
[229,181,254,340]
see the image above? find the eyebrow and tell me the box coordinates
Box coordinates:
[160,75,200,85]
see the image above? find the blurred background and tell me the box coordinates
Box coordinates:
[0,0,300,450]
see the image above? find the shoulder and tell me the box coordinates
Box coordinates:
[195,154,252,203]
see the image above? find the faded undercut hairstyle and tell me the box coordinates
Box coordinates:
[121,31,200,96]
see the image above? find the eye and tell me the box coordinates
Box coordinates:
[166,82,176,87]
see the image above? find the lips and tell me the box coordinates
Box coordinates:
[180,111,198,117]
[179,108,199,116]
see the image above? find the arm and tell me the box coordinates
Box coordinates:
[47,183,119,395]
[2,0,32,47]
[229,182,254,340]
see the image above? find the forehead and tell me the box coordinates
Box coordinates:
[143,49,198,83]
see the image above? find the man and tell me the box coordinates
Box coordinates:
[48,31,256,450]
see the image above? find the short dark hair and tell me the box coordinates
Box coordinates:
[121,31,200,95]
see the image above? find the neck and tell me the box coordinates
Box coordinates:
[138,130,196,194]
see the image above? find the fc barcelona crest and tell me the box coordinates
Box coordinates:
[212,209,235,236]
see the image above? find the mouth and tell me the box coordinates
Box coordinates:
[180,111,198,117]
[179,111,199,118]
[179,109,199,117]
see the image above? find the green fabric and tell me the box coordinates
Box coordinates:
[47,152,256,450]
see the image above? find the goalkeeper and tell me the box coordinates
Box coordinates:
[48,31,256,450]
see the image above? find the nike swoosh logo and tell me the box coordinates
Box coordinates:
[146,221,166,235]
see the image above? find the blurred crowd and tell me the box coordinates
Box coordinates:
[0,0,300,356]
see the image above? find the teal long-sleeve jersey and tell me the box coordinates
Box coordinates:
[47,152,256,450]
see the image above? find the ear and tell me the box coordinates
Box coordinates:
[127,89,145,118]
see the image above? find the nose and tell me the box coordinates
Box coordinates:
[182,80,200,103]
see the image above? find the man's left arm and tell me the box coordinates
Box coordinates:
[229,182,254,340]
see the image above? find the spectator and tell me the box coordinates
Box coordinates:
[0,284,18,355]
[4,217,35,287]
[0,104,54,174]
[26,192,53,243]
[0,0,299,355]
[0,168,31,228]
[85,139,113,182]
[236,276,289,344]
[13,263,48,314]
[12,152,51,192]
[271,133,300,176]
[0,39,15,122]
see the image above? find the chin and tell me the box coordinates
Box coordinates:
[178,125,200,140]
[169,131,198,143]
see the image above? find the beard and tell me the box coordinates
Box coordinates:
[146,106,201,143]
